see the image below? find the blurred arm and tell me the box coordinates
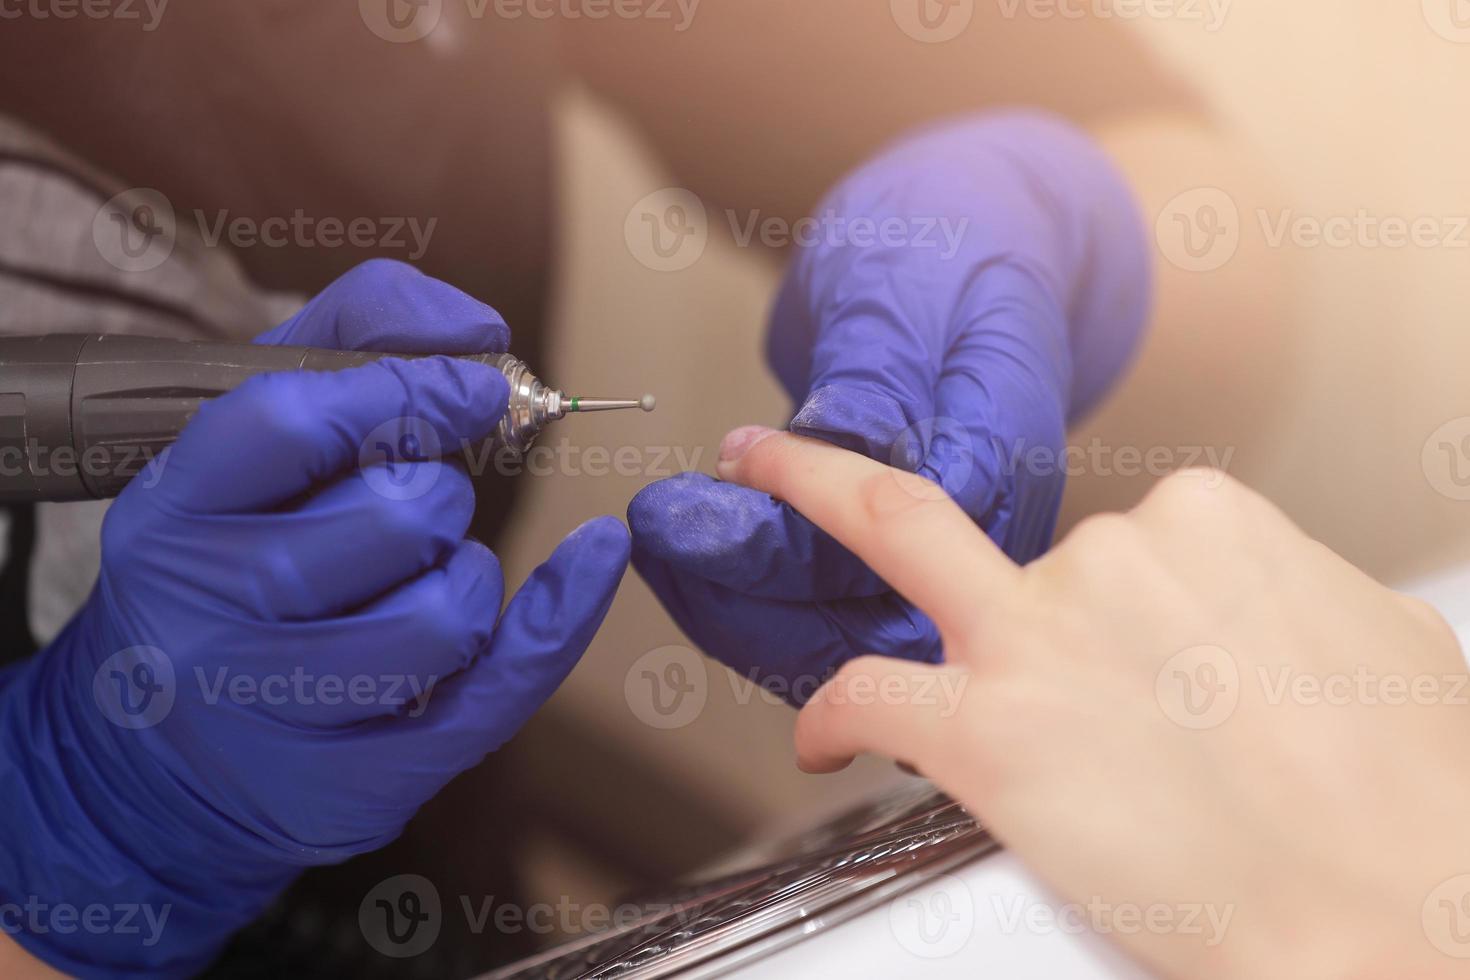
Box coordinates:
[561,0,1202,223]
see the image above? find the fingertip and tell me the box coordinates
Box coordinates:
[564,514,633,570]
[794,707,856,774]
[797,755,856,776]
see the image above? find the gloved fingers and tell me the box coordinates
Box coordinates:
[240,539,504,726]
[627,473,888,602]
[402,517,631,769]
[924,318,1069,563]
[769,250,947,463]
[256,259,512,354]
[631,548,943,707]
[226,462,478,620]
[156,356,508,514]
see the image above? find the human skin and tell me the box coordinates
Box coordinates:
[715,425,1470,980]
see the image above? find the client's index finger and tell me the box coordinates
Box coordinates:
[717,431,1020,631]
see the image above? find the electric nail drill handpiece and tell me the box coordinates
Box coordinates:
[0,334,655,502]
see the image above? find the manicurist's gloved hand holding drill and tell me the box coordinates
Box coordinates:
[0,261,631,977]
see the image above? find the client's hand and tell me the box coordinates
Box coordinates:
[716,425,1470,980]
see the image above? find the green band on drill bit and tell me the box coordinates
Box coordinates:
[570,397,581,412]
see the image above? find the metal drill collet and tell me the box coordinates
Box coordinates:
[488,353,656,458]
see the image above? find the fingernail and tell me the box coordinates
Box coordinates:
[718,426,776,466]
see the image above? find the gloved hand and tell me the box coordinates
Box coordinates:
[630,113,1150,700]
[0,260,630,977]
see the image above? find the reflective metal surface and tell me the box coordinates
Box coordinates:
[485,785,998,979]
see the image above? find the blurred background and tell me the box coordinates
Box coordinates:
[502,0,1470,938]
[3,1,1470,975]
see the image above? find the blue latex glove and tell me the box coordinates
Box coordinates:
[630,112,1150,701]
[0,260,630,977]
